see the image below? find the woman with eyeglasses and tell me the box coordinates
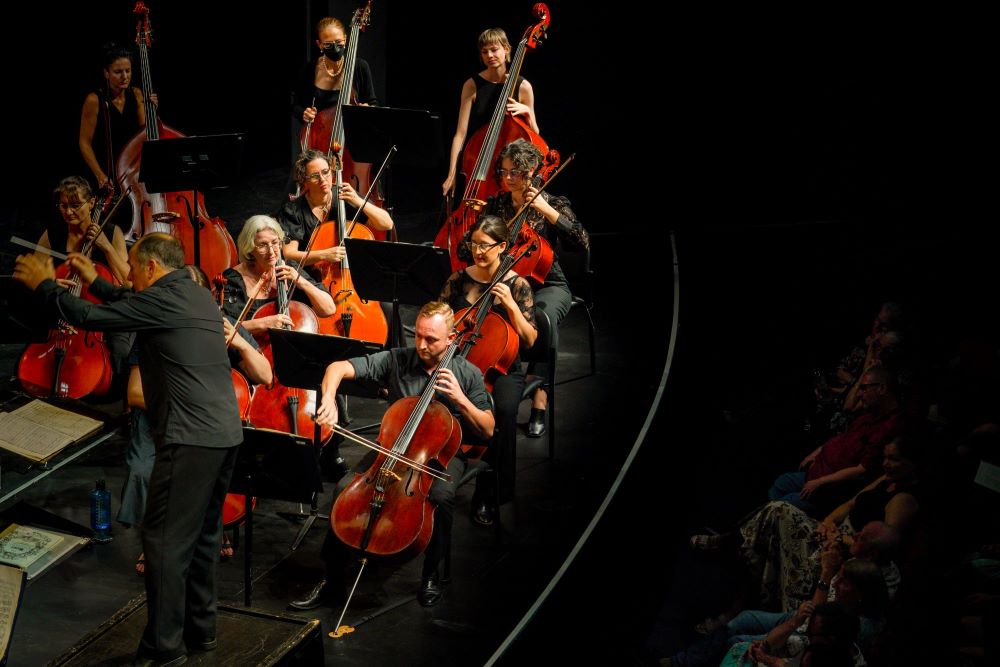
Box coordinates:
[219,215,335,339]
[440,215,537,525]
[276,149,393,270]
[460,138,589,437]
[39,176,130,286]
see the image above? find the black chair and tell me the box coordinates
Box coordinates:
[520,308,556,458]
[557,241,596,379]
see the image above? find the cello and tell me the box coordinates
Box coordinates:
[434,3,553,270]
[303,149,388,345]
[16,188,126,400]
[452,243,538,392]
[300,1,387,229]
[115,2,238,280]
[329,337,464,561]
[246,259,333,446]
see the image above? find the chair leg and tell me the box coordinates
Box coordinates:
[548,352,556,459]
[585,307,597,376]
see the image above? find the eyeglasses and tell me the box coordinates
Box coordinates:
[466,240,502,252]
[496,168,527,180]
[56,201,88,212]
[254,240,283,252]
[321,42,346,49]
[304,168,332,183]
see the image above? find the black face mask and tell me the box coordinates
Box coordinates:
[322,43,346,61]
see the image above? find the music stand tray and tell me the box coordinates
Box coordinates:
[138,133,245,192]
[342,105,443,169]
[343,238,451,305]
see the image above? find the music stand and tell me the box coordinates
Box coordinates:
[343,238,452,348]
[342,105,444,169]
[269,329,382,550]
[138,133,245,266]
[228,426,316,606]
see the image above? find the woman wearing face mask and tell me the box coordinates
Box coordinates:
[292,17,377,157]
[441,27,539,198]
[79,42,157,192]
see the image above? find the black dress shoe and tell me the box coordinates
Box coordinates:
[472,501,495,526]
[417,571,442,607]
[289,577,340,610]
[527,408,546,437]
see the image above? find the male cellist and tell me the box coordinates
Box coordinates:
[290,301,494,609]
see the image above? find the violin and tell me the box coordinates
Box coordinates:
[16,188,124,399]
[434,3,552,270]
[300,1,388,236]
[246,260,333,446]
[115,2,238,280]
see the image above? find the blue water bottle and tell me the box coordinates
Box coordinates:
[90,479,113,543]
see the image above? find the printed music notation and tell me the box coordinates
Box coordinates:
[0,400,102,463]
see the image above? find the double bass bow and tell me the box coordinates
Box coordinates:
[434,3,553,270]
[116,1,238,280]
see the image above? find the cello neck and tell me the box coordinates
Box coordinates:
[391,341,460,457]
[333,162,350,271]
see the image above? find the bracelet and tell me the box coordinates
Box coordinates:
[816,579,830,591]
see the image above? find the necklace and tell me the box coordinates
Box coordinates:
[320,55,344,78]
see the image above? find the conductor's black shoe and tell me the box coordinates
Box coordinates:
[185,636,217,652]
[472,501,495,526]
[417,571,443,607]
[526,408,546,437]
[289,577,339,610]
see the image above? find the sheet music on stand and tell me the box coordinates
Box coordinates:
[0,561,26,664]
[0,401,103,464]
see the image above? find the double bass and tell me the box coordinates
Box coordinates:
[434,3,553,271]
[16,189,124,400]
[115,2,238,280]
[300,1,387,227]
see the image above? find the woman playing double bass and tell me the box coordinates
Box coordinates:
[289,302,494,611]
[219,215,335,337]
[460,139,589,437]
[440,215,536,525]
[79,43,156,192]
[441,28,538,197]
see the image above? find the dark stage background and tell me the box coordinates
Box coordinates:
[0,3,991,662]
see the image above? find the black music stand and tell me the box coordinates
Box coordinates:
[342,105,444,169]
[138,133,245,265]
[269,329,382,550]
[228,426,316,606]
[343,238,452,348]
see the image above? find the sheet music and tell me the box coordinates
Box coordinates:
[0,412,73,461]
[10,400,102,438]
[0,563,25,660]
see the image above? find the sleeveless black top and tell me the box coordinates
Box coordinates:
[469,73,525,135]
[45,219,115,269]
[91,87,142,173]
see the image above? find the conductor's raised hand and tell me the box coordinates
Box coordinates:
[13,253,56,290]
[67,252,100,286]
